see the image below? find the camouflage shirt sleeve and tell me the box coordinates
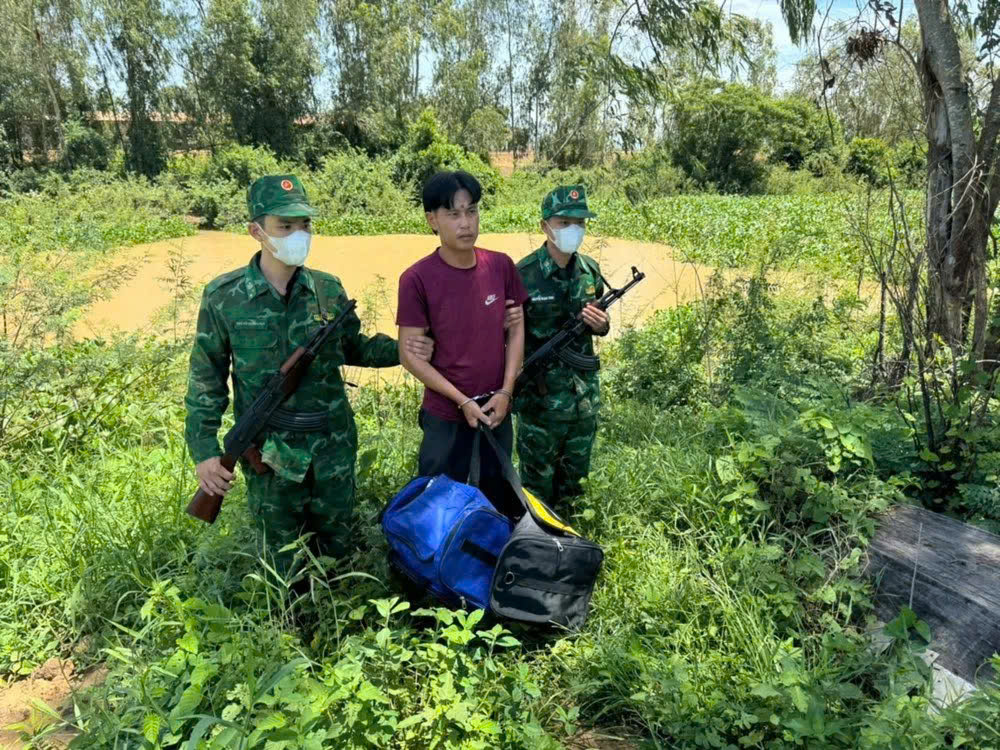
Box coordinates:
[340,302,399,368]
[184,288,231,463]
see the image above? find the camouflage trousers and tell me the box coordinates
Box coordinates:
[244,462,355,576]
[515,414,597,505]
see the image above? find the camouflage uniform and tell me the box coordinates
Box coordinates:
[184,175,397,572]
[515,185,607,505]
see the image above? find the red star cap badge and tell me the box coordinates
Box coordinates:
[280,179,293,190]
[569,190,580,199]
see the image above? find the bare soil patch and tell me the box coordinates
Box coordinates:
[0,659,107,749]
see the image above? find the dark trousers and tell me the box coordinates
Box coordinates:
[417,409,517,515]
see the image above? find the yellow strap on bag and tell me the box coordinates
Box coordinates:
[523,487,580,536]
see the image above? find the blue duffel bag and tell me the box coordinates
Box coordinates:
[381,433,513,610]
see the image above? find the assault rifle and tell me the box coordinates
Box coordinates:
[515,266,645,393]
[185,299,358,524]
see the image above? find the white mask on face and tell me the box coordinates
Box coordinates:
[548,222,585,254]
[257,225,311,266]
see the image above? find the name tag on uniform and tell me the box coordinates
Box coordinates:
[234,319,267,329]
[532,295,556,302]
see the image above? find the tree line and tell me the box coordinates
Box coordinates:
[1,0,835,179]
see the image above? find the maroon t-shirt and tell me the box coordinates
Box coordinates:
[397,247,529,421]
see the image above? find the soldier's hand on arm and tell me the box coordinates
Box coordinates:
[404,334,435,362]
[581,303,610,334]
[503,301,523,330]
[196,457,233,496]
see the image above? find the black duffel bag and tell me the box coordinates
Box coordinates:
[476,426,604,630]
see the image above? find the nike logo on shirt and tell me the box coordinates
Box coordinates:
[484,294,498,306]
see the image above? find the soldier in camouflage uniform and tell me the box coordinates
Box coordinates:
[515,185,610,506]
[184,175,434,574]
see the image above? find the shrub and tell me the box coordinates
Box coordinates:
[671,82,772,194]
[767,96,839,170]
[186,179,246,229]
[846,137,892,186]
[206,144,285,187]
[60,120,110,172]
[294,118,352,170]
[0,167,45,196]
[615,147,693,204]
[311,150,410,215]
[390,109,501,206]
[604,304,709,408]
[164,150,213,187]
[891,140,926,188]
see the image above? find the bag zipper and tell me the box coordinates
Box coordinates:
[385,530,435,562]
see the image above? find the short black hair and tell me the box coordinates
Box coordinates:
[422,170,482,213]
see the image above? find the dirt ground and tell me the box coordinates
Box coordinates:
[0,659,106,749]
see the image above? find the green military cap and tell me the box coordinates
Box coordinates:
[247,175,316,220]
[541,184,597,220]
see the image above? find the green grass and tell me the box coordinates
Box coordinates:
[2,170,998,748]
[3,342,998,748]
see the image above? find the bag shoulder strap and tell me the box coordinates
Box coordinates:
[467,428,483,487]
[477,425,579,535]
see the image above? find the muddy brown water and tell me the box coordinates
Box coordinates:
[77,230,852,383]
[79,230,715,337]
[78,231,721,384]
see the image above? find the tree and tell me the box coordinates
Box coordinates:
[323,0,425,150]
[664,16,778,93]
[670,81,772,192]
[90,0,177,177]
[767,94,838,169]
[189,0,319,158]
[791,20,925,146]
[669,82,836,192]
[0,0,93,164]
[785,0,1000,359]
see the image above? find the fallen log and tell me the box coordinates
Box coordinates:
[865,503,1000,684]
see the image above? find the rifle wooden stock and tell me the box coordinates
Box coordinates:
[185,453,238,524]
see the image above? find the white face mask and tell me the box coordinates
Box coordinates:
[548,222,585,254]
[257,225,311,267]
